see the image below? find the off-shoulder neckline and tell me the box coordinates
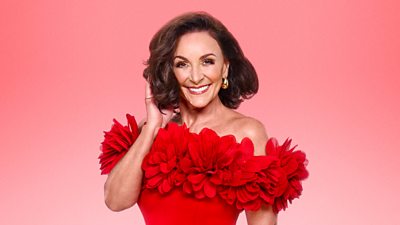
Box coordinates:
[164,121,255,146]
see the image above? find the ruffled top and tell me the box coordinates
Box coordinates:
[99,114,308,224]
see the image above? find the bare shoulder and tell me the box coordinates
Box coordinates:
[228,113,268,156]
[235,116,267,139]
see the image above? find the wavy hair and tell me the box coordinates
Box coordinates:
[143,12,258,110]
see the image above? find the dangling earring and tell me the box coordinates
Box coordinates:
[221,77,229,89]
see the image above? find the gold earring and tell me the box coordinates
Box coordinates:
[221,78,229,89]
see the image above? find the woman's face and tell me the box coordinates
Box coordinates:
[173,31,229,109]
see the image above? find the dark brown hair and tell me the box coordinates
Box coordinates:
[143,12,258,110]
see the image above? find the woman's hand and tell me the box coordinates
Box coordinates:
[144,81,174,130]
[104,82,175,211]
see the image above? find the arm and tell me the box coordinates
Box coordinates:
[104,82,174,211]
[104,123,157,211]
[246,205,277,225]
[239,118,278,225]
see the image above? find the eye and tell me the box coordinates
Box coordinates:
[202,58,215,65]
[175,61,187,68]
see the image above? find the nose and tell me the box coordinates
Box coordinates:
[189,65,204,84]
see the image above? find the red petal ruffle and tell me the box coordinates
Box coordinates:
[218,138,309,213]
[181,128,243,199]
[98,116,309,213]
[219,153,281,211]
[141,123,189,194]
[265,138,309,213]
[98,114,138,175]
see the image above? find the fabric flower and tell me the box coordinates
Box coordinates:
[265,138,309,213]
[181,128,240,199]
[98,114,138,175]
[217,138,255,204]
[239,156,282,210]
[220,153,281,211]
[141,123,190,194]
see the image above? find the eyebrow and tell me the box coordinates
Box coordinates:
[173,53,217,61]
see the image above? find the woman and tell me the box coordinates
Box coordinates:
[99,12,308,225]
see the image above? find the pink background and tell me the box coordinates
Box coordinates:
[1,0,399,224]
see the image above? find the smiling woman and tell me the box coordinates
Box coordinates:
[99,12,308,225]
[173,31,228,109]
[143,12,259,111]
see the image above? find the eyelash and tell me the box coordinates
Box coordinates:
[174,58,215,68]
[175,62,187,68]
[202,58,215,65]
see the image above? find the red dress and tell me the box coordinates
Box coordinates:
[99,115,309,225]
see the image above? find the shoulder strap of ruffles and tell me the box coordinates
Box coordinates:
[224,138,309,213]
[98,114,138,175]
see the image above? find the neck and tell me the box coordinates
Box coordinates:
[179,96,227,131]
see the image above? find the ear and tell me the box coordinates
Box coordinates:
[223,62,230,78]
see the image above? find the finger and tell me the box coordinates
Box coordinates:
[145,81,153,99]
[160,108,175,128]
[161,109,174,119]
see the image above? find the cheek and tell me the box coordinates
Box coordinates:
[204,66,223,81]
[173,69,187,84]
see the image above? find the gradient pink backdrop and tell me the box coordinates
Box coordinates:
[1,0,399,224]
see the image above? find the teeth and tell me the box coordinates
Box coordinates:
[189,85,209,93]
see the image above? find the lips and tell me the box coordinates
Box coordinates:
[187,84,210,95]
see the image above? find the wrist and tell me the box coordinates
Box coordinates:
[141,123,160,139]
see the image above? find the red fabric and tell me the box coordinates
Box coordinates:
[99,115,309,224]
[138,189,241,225]
[141,123,189,194]
[265,138,309,213]
[98,114,138,175]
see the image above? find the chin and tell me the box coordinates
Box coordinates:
[187,99,211,109]
[181,86,220,109]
